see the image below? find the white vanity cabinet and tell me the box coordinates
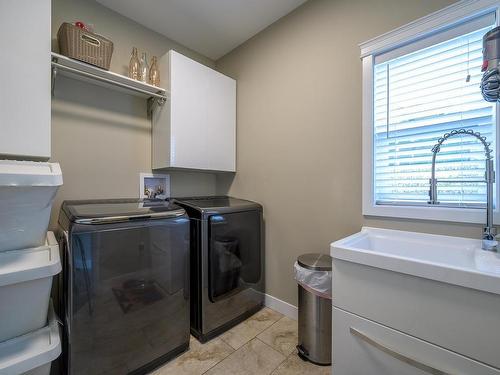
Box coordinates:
[332,258,500,371]
[331,228,500,375]
[152,50,236,172]
[0,0,51,160]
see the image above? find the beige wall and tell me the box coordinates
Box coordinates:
[216,0,485,306]
[49,0,217,228]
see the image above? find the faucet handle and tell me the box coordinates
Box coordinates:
[482,227,498,252]
[484,226,497,240]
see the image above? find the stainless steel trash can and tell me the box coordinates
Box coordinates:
[296,253,332,365]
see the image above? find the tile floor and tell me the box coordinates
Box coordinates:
[150,307,331,375]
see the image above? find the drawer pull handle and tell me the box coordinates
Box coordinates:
[350,327,453,375]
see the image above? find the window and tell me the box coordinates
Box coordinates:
[361,1,500,223]
[374,25,496,207]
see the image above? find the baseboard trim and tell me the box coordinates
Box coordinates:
[264,293,298,320]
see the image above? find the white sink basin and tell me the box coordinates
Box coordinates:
[331,227,500,295]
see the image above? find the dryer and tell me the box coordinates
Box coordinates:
[174,196,264,342]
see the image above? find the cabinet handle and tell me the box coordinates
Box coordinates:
[349,327,454,375]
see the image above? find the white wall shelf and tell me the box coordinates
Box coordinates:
[50,52,169,108]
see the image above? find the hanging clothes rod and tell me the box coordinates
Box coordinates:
[51,58,168,104]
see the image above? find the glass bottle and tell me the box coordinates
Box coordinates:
[149,56,160,87]
[139,52,149,83]
[128,47,140,80]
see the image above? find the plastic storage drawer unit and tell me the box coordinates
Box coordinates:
[0,232,61,342]
[0,160,62,252]
[0,301,61,375]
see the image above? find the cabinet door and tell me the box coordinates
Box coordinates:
[170,51,236,172]
[0,0,51,160]
[333,307,500,375]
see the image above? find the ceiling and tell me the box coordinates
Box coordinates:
[96,0,308,60]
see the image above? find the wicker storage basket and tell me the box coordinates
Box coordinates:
[57,22,113,70]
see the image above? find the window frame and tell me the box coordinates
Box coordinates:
[361,0,500,224]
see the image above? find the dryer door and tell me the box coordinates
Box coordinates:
[208,210,262,302]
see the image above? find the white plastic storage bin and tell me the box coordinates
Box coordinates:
[0,301,61,375]
[0,160,62,252]
[0,232,61,342]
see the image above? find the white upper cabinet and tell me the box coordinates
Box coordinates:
[0,0,51,160]
[153,50,236,172]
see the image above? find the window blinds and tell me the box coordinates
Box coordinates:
[373,23,496,207]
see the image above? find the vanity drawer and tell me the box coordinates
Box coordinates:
[332,259,500,369]
[333,307,500,375]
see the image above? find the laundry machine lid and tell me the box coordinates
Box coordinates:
[61,199,185,224]
[174,196,262,217]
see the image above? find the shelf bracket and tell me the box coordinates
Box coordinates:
[147,96,166,118]
[51,66,57,97]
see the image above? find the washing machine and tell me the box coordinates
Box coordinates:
[56,199,190,375]
[174,196,264,342]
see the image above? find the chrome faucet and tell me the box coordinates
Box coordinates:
[429,129,497,251]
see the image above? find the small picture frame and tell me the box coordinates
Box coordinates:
[140,173,170,200]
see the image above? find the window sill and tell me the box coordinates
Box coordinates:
[363,203,498,225]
